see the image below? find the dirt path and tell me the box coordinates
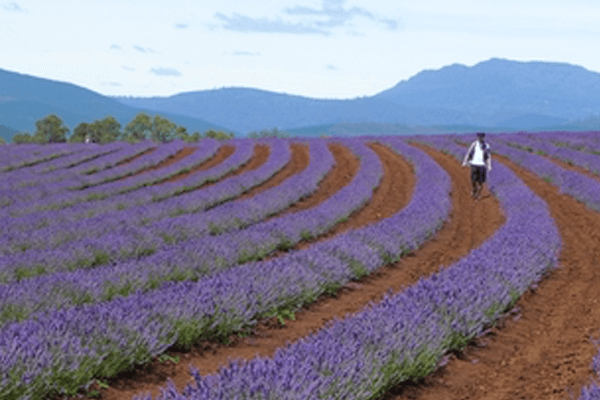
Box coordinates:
[382,153,600,400]
[83,142,504,400]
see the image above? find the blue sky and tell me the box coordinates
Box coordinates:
[1,0,599,99]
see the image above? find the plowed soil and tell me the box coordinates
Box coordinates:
[84,142,504,400]
[277,142,358,214]
[381,153,600,400]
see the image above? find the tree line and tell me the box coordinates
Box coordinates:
[0,113,297,145]
[7,113,236,144]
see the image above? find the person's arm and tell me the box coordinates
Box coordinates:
[486,145,492,171]
[462,142,475,166]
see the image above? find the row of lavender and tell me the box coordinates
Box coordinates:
[471,132,600,400]
[0,140,314,281]
[0,138,451,400]
[530,131,600,154]
[0,139,367,320]
[493,132,600,176]
[1,139,199,213]
[0,140,250,235]
[0,141,157,208]
[142,136,560,400]
[468,136,600,213]
[0,143,85,171]
[1,141,161,198]
[4,141,125,179]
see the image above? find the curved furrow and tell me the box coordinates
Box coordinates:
[0,142,277,278]
[136,138,558,400]
[0,141,330,314]
[115,146,198,180]
[380,151,600,400]
[0,143,81,172]
[0,142,246,247]
[0,138,446,400]
[0,141,187,215]
[89,139,505,400]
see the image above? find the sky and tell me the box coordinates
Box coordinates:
[1,0,599,99]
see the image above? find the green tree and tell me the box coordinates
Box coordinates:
[204,129,234,140]
[175,126,189,141]
[70,122,90,143]
[34,114,69,143]
[70,117,121,144]
[186,131,202,142]
[93,116,121,143]
[0,136,5,145]
[151,115,177,142]
[123,113,152,141]
[12,132,35,144]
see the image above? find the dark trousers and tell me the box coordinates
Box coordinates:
[471,165,487,184]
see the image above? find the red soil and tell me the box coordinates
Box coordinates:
[80,142,504,400]
[381,153,600,400]
[259,142,359,222]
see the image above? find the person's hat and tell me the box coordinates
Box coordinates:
[476,132,485,138]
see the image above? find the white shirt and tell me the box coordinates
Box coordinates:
[462,140,492,170]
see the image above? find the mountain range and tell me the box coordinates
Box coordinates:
[0,69,227,143]
[2,58,600,142]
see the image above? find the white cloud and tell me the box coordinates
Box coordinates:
[150,67,182,77]
[215,12,329,35]
[2,2,23,12]
[215,0,400,35]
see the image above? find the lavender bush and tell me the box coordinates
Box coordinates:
[0,138,452,399]
[140,138,559,400]
[0,140,292,274]
[0,140,186,215]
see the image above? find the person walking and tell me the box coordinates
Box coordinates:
[462,132,492,199]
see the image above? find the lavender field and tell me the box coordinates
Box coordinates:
[2,132,600,400]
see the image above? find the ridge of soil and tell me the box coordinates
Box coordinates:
[154,145,235,185]
[117,147,197,181]
[81,143,504,400]
[114,147,156,168]
[235,143,309,200]
[380,154,600,400]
